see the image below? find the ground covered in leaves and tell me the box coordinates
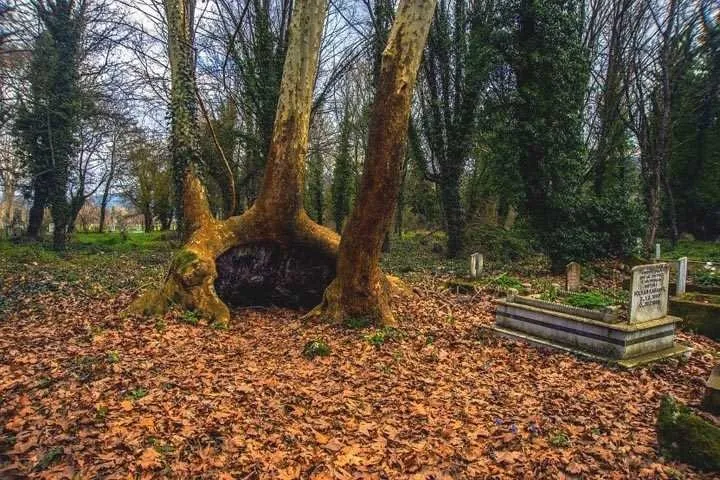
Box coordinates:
[1,233,718,479]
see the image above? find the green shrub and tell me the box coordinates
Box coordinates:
[487,273,524,291]
[697,265,720,287]
[128,388,148,400]
[463,224,538,264]
[303,339,331,359]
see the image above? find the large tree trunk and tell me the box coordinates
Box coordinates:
[309,0,437,326]
[165,0,199,238]
[129,0,338,326]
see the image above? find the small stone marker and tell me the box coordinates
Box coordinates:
[566,262,581,292]
[676,257,688,296]
[655,243,661,261]
[469,253,484,278]
[630,263,670,323]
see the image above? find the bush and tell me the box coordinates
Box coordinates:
[463,223,538,265]
[364,327,401,347]
[539,194,645,270]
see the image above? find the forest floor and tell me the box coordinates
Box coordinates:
[0,232,718,479]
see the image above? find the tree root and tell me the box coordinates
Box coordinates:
[304,269,411,327]
[127,210,340,326]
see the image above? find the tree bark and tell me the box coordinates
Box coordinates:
[129,0,338,326]
[165,0,199,239]
[309,0,437,326]
[26,183,47,239]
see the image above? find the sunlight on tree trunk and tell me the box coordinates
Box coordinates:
[308,0,437,326]
[129,0,337,326]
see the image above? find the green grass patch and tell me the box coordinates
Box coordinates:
[364,327,402,347]
[662,240,720,262]
[565,291,616,310]
[302,339,331,359]
[128,388,148,400]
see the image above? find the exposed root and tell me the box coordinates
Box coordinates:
[305,271,398,327]
[127,209,341,325]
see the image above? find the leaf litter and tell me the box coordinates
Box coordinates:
[0,254,717,479]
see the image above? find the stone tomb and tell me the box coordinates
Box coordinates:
[493,263,690,368]
[630,263,670,323]
[566,262,581,292]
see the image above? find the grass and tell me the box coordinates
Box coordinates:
[661,240,720,262]
[540,288,629,311]
[0,232,174,315]
[381,231,470,277]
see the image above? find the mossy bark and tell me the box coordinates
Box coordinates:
[657,395,720,471]
[129,0,336,326]
[309,0,437,326]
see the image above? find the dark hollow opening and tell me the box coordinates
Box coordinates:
[214,242,335,308]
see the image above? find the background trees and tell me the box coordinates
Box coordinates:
[0,0,716,265]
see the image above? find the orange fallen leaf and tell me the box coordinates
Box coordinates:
[138,448,162,470]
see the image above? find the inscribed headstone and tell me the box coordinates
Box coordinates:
[676,257,688,296]
[470,253,484,278]
[566,262,581,292]
[630,263,670,323]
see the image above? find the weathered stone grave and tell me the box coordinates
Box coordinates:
[469,253,484,278]
[630,263,670,323]
[676,257,688,296]
[566,262,581,292]
[493,262,690,367]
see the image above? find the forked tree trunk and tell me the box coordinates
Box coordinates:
[129,0,338,325]
[309,0,437,326]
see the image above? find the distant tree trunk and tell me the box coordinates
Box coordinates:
[641,0,677,251]
[311,0,437,326]
[99,135,118,233]
[143,209,153,233]
[439,169,464,257]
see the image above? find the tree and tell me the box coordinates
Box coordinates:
[130,0,339,324]
[669,2,720,239]
[123,139,172,233]
[164,0,199,237]
[331,105,353,232]
[512,0,588,267]
[306,146,325,225]
[16,1,85,247]
[416,0,500,257]
[310,0,438,325]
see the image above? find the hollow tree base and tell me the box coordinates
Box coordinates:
[127,209,340,326]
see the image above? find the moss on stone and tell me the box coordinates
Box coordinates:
[657,395,720,471]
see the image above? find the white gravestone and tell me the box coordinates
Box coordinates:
[676,257,688,296]
[630,263,670,323]
[470,253,484,278]
[655,243,661,261]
